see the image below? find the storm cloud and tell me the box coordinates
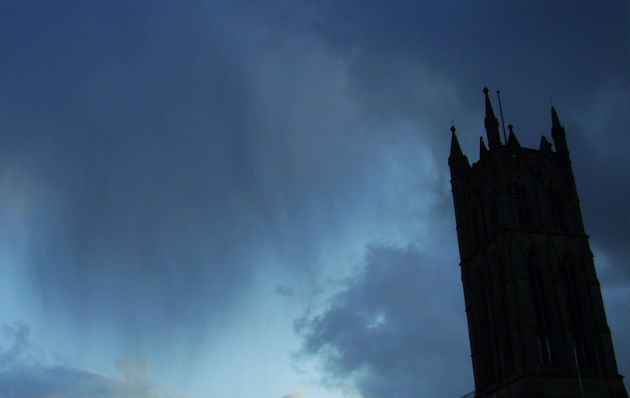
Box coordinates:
[295,244,472,397]
[0,1,627,396]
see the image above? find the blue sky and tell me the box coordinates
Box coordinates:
[0,1,628,396]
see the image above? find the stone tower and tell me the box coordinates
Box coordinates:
[448,88,628,397]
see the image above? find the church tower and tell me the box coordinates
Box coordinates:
[449,88,628,397]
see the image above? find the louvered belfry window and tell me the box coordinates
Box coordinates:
[547,184,567,230]
[514,178,532,228]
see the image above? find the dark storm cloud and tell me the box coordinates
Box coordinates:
[245,2,630,278]
[1,1,261,349]
[277,1,629,394]
[267,0,630,273]
[295,244,472,397]
[1,1,628,395]
[1,0,431,364]
[252,0,628,117]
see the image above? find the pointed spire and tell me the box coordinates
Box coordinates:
[552,106,562,130]
[539,135,552,152]
[483,87,502,149]
[449,125,464,165]
[479,136,488,156]
[484,87,497,120]
[506,124,520,148]
[551,106,568,153]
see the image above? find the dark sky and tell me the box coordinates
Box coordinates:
[0,1,628,396]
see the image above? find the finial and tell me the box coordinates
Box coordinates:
[506,124,520,147]
[483,86,501,149]
[449,125,464,162]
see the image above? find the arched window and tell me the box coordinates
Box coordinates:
[472,268,492,389]
[488,182,499,233]
[471,197,481,248]
[527,255,552,366]
[561,255,591,369]
[480,202,489,241]
[514,177,532,228]
[483,269,501,383]
[496,263,515,375]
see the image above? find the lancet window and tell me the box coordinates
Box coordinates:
[513,177,532,228]
[527,256,552,366]
[561,255,591,369]
[547,184,567,230]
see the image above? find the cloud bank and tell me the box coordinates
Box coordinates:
[295,244,473,397]
[0,323,180,397]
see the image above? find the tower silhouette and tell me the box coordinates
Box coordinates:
[448,88,628,397]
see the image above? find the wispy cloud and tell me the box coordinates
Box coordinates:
[0,322,182,397]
